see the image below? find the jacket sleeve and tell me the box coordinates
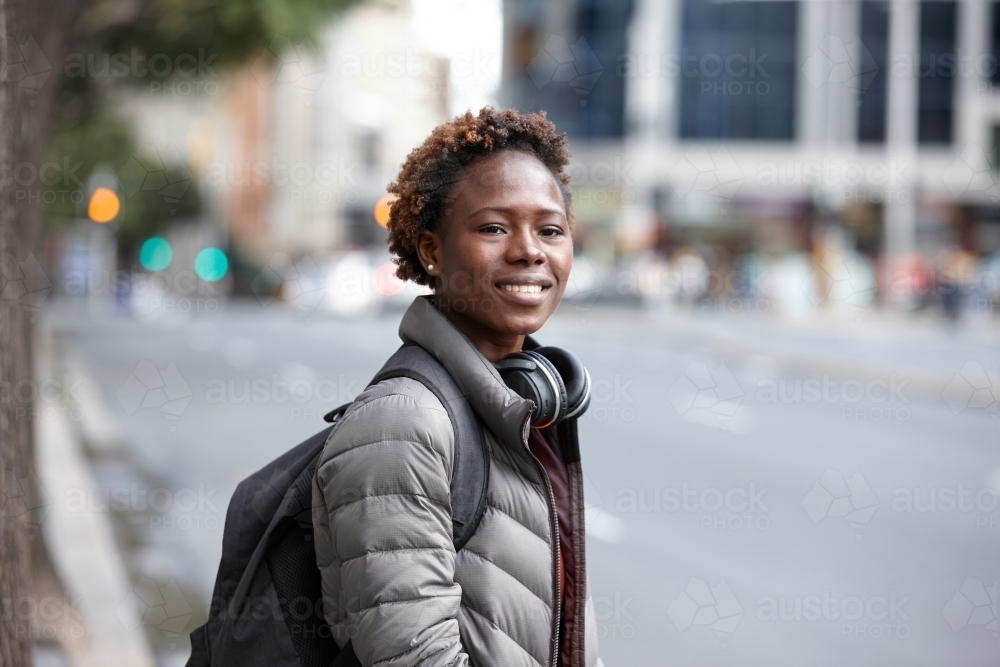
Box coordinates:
[313,376,469,667]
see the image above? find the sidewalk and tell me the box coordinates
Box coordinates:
[33,324,157,667]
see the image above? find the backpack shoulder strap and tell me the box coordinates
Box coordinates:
[368,341,490,551]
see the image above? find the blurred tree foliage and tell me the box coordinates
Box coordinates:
[44,113,201,263]
[95,0,347,72]
[45,0,356,258]
[57,0,355,113]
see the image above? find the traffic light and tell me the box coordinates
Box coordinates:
[87,186,121,223]
[374,194,397,228]
[139,237,173,271]
[195,247,228,282]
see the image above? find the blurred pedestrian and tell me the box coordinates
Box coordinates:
[940,248,977,321]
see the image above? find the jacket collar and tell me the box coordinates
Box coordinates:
[398,295,537,451]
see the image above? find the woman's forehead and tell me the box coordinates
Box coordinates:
[452,151,564,210]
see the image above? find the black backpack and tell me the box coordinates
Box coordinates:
[186,342,491,667]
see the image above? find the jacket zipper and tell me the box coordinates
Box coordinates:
[526,443,562,667]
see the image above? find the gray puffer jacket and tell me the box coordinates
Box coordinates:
[312,295,602,667]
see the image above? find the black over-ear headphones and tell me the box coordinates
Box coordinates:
[494,347,591,429]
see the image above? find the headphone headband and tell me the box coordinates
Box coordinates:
[562,367,591,420]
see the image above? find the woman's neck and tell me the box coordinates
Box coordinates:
[431,296,524,363]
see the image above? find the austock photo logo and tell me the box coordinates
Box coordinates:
[802,34,879,94]
[0,33,52,102]
[943,578,998,638]
[667,578,917,648]
[117,143,194,213]
[890,480,1000,530]
[1,371,88,424]
[3,33,226,98]
[803,250,877,317]
[942,361,999,419]
[115,360,194,428]
[251,252,329,311]
[0,252,52,322]
[0,469,51,539]
[118,577,195,647]
[755,372,911,422]
[5,155,87,207]
[803,468,999,536]
[592,591,636,640]
[205,368,362,422]
[1,593,86,642]
[801,469,879,541]
[251,35,327,95]
[202,156,360,199]
[527,35,602,106]
[248,465,317,530]
[561,252,605,323]
[667,578,744,649]
[942,143,998,202]
[667,360,749,433]
[248,250,409,321]
[615,482,770,532]
[63,47,220,96]
[666,144,744,211]
[577,372,635,424]
[64,481,221,531]
[583,472,626,545]
[756,590,912,641]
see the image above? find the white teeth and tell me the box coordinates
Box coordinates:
[501,284,543,293]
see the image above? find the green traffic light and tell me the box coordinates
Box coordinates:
[139,237,173,272]
[195,247,228,282]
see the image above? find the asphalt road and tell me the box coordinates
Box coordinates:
[49,298,1000,666]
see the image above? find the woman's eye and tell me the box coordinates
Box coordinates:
[540,226,564,237]
[482,224,505,234]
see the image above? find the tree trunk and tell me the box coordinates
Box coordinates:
[0,0,35,660]
[1,0,85,662]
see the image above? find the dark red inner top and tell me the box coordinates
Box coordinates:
[527,424,576,667]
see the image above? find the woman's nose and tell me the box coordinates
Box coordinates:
[506,226,545,264]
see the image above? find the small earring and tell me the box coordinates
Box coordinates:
[427,264,434,271]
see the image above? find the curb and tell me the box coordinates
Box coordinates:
[34,323,157,667]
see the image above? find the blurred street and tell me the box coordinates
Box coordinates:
[44,298,999,667]
[7,0,1000,665]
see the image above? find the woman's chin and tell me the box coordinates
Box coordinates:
[484,307,555,338]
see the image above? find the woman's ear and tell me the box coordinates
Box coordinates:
[415,229,442,281]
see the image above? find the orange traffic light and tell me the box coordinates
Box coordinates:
[374,194,397,228]
[88,187,121,223]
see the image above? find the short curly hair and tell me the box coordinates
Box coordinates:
[385,106,573,286]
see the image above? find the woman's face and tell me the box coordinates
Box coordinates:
[416,150,573,358]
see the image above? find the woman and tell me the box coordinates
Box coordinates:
[311,107,602,667]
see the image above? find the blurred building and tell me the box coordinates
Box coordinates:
[230,0,450,266]
[94,0,506,315]
[103,0,1000,314]
[503,0,1000,309]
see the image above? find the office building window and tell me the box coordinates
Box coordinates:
[679,0,798,140]
[918,1,957,144]
[992,3,1000,85]
[506,0,633,139]
[858,1,889,143]
[574,0,633,137]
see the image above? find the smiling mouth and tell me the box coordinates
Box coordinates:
[499,284,547,294]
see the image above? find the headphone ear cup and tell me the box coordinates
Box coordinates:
[495,352,559,427]
[522,350,566,427]
[533,346,590,420]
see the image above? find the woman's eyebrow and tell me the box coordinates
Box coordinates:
[468,205,566,219]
